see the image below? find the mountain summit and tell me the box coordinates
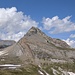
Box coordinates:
[26,27,45,36]
[26,26,39,35]
[25,27,70,48]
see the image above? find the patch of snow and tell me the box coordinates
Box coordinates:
[51,59,66,63]
[0,64,21,69]
[51,68,60,75]
[38,65,49,75]
[44,71,49,75]
[38,70,44,75]
[68,72,75,75]
[8,67,17,69]
[38,65,41,68]
[0,51,5,56]
[0,64,21,67]
[62,71,68,75]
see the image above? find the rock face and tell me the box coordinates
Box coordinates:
[0,27,75,65]
[0,27,75,75]
[26,27,70,48]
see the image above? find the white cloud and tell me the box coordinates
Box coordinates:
[42,16,75,34]
[63,38,75,48]
[0,7,38,41]
[70,34,75,38]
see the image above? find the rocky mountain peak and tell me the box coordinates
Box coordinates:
[28,26,38,34]
[23,27,70,48]
[0,27,75,75]
[26,26,45,36]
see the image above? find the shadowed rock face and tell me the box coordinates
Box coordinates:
[0,27,75,66]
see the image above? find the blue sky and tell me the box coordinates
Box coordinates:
[0,0,75,47]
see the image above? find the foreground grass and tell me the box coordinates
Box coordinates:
[42,62,75,75]
[0,65,40,75]
[0,62,75,75]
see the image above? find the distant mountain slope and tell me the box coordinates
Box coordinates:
[0,40,16,50]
